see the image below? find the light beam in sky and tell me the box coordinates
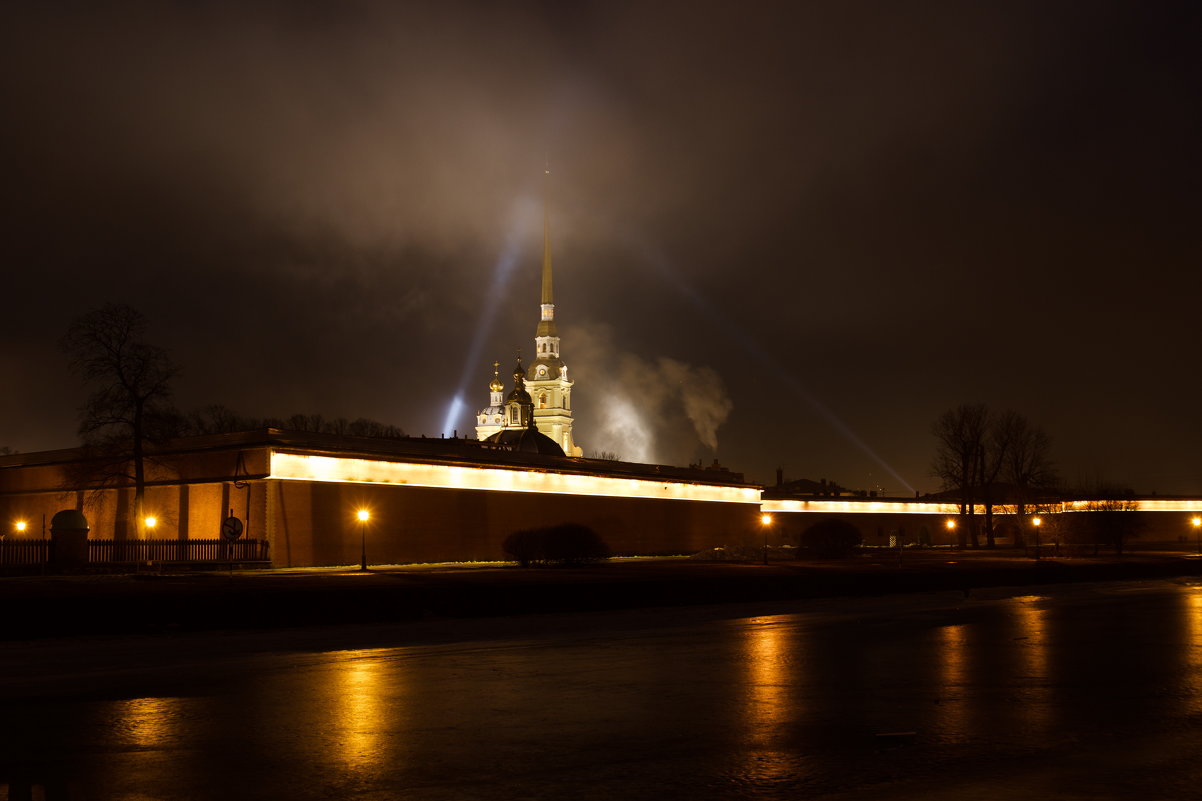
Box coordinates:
[441,197,535,437]
[628,235,917,495]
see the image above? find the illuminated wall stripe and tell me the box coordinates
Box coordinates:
[269,452,761,505]
[1058,499,1202,513]
[267,453,1202,514]
[765,499,1202,515]
[762,499,962,515]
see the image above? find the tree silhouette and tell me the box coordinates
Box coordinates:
[61,303,179,538]
[931,403,988,547]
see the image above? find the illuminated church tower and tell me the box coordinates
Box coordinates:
[474,361,507,440]
[476,168,582,456]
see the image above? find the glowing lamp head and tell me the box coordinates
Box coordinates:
[760,513,772,526]
[145,516,157,529]
[945,519,956,530]
[1032,517,1042,527]
[357,509,370,522]
[1192,517,1201,529]
[15,521,26,533]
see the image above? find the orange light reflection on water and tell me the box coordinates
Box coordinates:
[1182,589,1202,714]
[740,617,793,783]
[936,624,970,741]
[115,696,181,750]
[1011,596,1051,735]
[334,655,389,774]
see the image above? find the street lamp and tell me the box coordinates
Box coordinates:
[760,513,772,565]
[1032,516,1042,560]
[145,516,157,532]
[15,521,26,534]
[1192,516,1201,555]
[357,509,370,571]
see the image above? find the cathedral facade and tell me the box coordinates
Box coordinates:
[476,174,582,456]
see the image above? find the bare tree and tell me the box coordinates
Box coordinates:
[1000,413,1056,544]
[61,303,179,537]
[977,411,1021,549]
[932,403,988,547]
[186,404,250,435]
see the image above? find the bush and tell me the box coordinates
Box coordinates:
[799,518,862,559]
[503,524,611,567]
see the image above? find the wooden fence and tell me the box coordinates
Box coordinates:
[0,538,269,566]
[88,538,270,563]
[0,539,50,565]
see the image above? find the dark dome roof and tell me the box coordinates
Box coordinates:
[485,427,565,456]
[507,386,533,404]
[50,509,89,531]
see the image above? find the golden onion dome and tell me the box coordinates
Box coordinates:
[488,361,504,392]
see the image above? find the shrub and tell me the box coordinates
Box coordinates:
[799,518,862,559]
[503,524,611,567]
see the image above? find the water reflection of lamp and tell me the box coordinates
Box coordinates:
[336,655,386,773]
[742,618,789,782]
[1012,598,1051,733]
[937,624,969,739]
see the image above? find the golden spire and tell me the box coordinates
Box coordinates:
[541,162,553,307]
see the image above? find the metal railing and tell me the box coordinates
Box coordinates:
[0,538,269,565]
[0,539,50,565]
[88,538,270,563]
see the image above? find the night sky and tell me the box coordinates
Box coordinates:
[2,1,1199,494]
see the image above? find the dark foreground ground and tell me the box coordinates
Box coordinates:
[5,546,1202,641]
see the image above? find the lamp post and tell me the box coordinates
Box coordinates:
[945,518,956,546]
[760,513,772,565]
[1032,516,1042,560]
[1192,516,1201,555]
[357,509,370,571]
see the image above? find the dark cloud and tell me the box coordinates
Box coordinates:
[2,1,1199,492]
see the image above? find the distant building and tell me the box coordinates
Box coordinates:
[0,429,760,567]
[476,169,581,456]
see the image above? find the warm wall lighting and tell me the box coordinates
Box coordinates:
[271,452,759,505]
[357,509,370,571]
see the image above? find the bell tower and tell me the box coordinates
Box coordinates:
[525,166,581,456]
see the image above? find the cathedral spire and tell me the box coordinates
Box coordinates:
[537,165,557,338]
[541,163,554,308]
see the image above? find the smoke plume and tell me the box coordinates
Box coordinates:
[566,324,732,465]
